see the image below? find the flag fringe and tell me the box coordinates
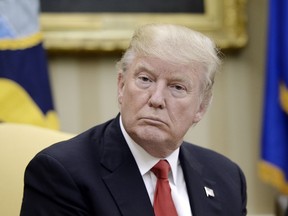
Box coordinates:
[0,32,43,50]
[259,161,288,195]
[0,78,59,130]
[280,83,288,114]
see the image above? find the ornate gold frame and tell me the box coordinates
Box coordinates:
[40,0,247,52]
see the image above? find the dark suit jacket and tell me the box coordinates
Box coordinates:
[20,115,247,216]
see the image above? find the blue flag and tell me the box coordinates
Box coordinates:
[0,0,59,129]
[259,0,288,194]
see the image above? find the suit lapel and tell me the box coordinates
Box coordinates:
[180,144,222,215]
[102,158,154,216]
[100,117,154,216]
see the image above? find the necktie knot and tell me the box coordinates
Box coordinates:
[151,160,171,179]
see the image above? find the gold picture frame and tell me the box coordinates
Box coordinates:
[40,0,247,52]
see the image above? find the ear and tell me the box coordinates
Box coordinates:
[117,71,125,105]
[193,94,212,124]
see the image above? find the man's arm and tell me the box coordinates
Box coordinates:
[20,153,88,216]
[238,165,247,216]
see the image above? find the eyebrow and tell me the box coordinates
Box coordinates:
[133,60,195,89]
[169,76,194,89]
[134,62,155,74]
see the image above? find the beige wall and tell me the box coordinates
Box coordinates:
[48,0,278,215]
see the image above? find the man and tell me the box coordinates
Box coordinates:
[20,24,247,216]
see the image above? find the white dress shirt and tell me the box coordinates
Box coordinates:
[120,117,193,216]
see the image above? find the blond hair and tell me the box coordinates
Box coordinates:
[118,23,222,103]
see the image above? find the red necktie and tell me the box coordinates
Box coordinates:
[151,160,178,216]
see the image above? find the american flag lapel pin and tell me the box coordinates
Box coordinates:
[204,186,215,198]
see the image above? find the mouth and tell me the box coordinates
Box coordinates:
[140,117,168,126]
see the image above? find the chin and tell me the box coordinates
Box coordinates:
[132,126,170,145]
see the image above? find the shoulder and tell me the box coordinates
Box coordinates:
[181,142,237,167]
[180,142,245,181]
[33,117,118,167]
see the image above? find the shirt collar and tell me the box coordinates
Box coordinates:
[119,116,180,185]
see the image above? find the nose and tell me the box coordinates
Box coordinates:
[148,83,166,109]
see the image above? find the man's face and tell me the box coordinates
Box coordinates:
[118,56,207,157]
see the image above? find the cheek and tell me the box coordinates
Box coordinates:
[172,102,200,125]
[121,86,132,104]
[124,84,149,104]
[120,87,140,112]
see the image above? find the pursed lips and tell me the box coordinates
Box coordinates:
[139,117,168,126]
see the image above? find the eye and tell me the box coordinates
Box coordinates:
[138,75,151,83]
[173,85,185,91]
[135,75,152,88]
[170,84,187,97]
